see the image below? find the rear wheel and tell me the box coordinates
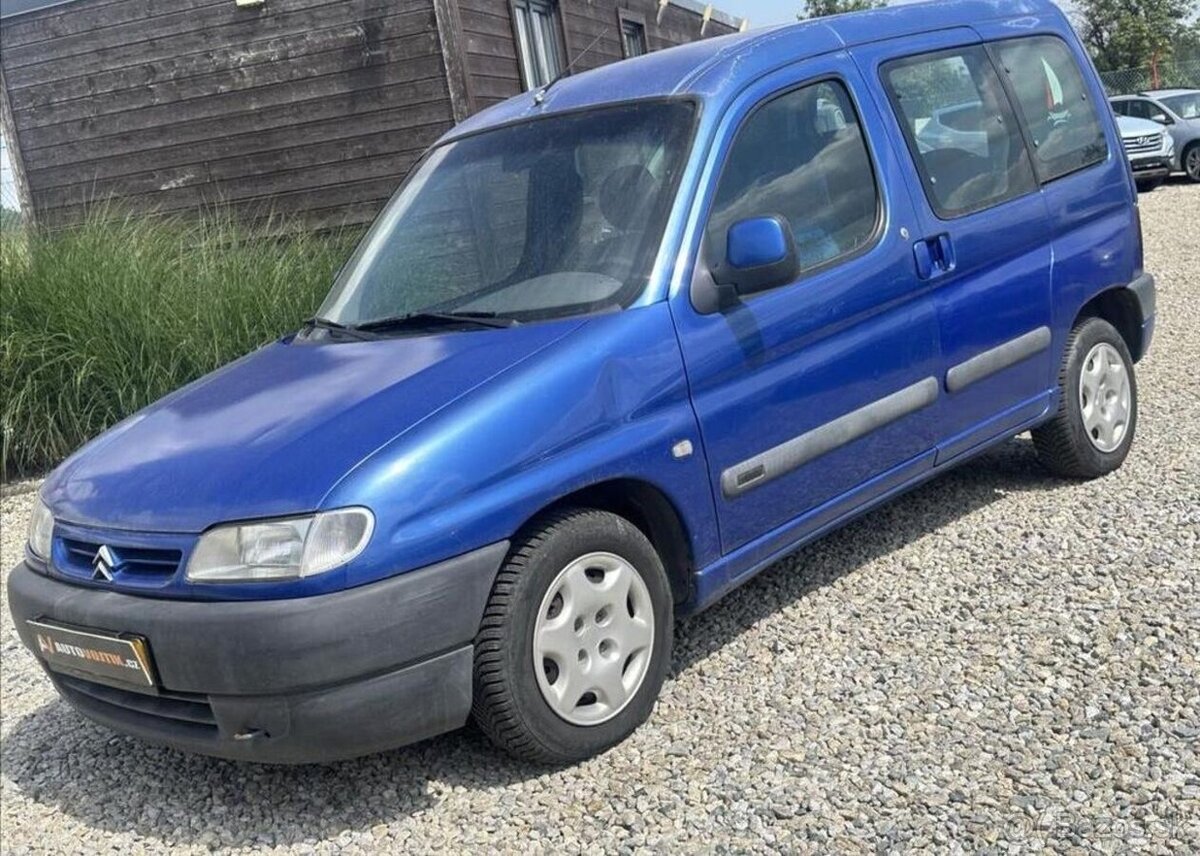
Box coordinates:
[472,508,673,763]
[1032,317,1137,479]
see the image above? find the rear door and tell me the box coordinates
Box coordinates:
[981,29,1135,373]
[853,32,1056,462]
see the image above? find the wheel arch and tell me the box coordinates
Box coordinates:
[1075,286,1146,362]
[519,478,695,608]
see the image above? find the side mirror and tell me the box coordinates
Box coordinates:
[1150,111,1173,125]
[711,216,799,298]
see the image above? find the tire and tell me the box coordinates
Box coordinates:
[1032,317,1137,479]
[1184,143,1200,183]
[472,508,673,764]
[1136,178,1163,192]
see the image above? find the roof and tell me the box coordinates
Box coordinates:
[445,0,1065,142]
[1141,89,1198,98]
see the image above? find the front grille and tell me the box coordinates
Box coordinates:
[1123,133,1163,155]
[57,538,182,580]
[57,674,218,733]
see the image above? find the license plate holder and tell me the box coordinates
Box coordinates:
[28,620,157,689]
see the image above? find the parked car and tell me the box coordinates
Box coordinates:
[10,0,1156,766]
[1111,89,1200,181]
[1114,114,1176,190]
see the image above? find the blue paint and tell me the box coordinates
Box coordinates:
[30,0,1149,619]
[726,217,789,269]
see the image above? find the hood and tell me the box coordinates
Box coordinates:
[43,321,580,533]
[1116,115,1165,137]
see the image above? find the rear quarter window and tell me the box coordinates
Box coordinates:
[993,36,1108,182]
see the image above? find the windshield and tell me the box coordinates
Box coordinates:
[319,100,696,327]
[1161,92,1200,120]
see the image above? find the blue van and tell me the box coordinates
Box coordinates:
[10,0,1156,764]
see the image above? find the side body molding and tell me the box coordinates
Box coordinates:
[721,377,940,499]
[945,326,1052,393]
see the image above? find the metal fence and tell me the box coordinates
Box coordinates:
[1099,60,1200,95]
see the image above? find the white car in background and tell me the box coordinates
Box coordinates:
[1111,90,1200,182]
[1114,114,1176,191]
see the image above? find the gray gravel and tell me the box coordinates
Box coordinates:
[2,183,1198,854]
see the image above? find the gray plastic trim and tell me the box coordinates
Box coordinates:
[720,376,939,499]
[1128,272,1156,320]
[945,326,1051,394]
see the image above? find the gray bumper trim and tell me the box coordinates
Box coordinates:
[1129,271,1156,321]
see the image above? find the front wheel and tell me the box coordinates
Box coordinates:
[1184,143,1200,182]
[472,508,673,764]
[1032,317,1137,479]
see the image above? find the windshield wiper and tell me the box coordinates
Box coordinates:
[352,311,521,333]
[300,316,380,340]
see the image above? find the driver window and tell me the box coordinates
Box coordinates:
[704,80,880,275]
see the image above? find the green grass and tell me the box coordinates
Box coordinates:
[1,207,358,479]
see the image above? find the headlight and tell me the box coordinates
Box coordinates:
[186,508,374,583]
[27,498,54,560]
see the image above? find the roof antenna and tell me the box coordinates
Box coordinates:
[534,27,610,104]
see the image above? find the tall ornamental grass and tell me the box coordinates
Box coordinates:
[1,208,357,478]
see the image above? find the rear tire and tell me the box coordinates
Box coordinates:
[472,508,673,764]
[1032,317,1137,479]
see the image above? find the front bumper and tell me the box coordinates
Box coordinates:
[1129,155,1172,180]
[7,541,509,763]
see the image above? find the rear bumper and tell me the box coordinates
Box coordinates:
[7,541,508,763]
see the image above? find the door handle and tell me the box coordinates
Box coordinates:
[913,233,956,280]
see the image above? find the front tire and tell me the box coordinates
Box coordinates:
[472,508,673,764]
[1184,143,1200,183]
[1032,317,1137,479]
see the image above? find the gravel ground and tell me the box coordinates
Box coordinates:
[2,183,1198,854]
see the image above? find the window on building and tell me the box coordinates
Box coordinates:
[619,12,648,58]
[994,36,1107,182]
[883,46,1037,218]
[705,80,880,276]
[513,0,566,90]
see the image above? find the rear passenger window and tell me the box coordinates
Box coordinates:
[705,80,879,274]
[994,36,1107,181]
[883,46,1037,218]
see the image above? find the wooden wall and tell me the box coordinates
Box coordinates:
[0,0,740,228]
[459,0,740,112]
[0,0,456,228]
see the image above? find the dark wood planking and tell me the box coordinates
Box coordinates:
[27,106,451,190]
[9,21,381,111]
[3,0,426,87]
[40,148,433,215]
[35,123,449,209]
[17,23,439,130]
[1,0,424,70]
[24,84,450,179]
[1,0,223,48]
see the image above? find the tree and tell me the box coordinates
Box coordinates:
[1075,0,1200,74]
[798,0,885,20]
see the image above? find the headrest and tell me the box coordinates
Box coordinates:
[598,165,659,231]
